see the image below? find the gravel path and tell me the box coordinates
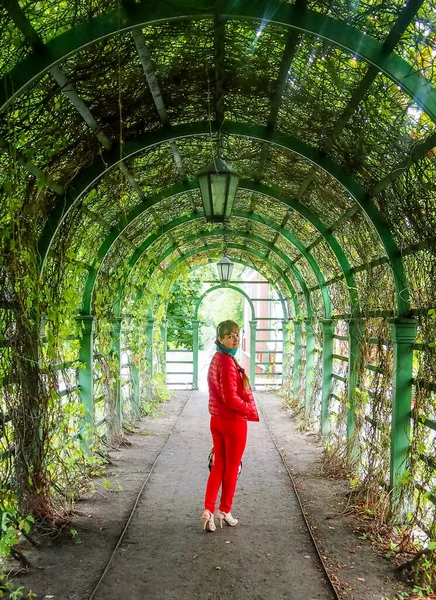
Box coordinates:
[17,391,404,599]
[91,391,334,600]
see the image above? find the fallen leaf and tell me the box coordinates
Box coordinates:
[357,577,365,582]
[348,549,356,554]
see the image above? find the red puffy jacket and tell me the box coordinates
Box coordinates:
[208,352,259,421]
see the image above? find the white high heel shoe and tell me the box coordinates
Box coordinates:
[202,509,216,532]
[217,510,238,527]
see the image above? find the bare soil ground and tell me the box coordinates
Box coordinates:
[11,391,408,600]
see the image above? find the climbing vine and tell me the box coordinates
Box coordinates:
[0,0,436,592]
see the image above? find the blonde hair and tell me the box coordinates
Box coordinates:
[216,320,239,342]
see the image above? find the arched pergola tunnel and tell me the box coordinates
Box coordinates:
[1,0,436,553]
[193,283,280,388]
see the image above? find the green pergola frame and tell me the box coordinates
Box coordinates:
[193,283,285,387]
[82,211,332,318]
[118,226,313,316]
[39,122,407,312]
[140,243,301,318]
[164,262,289,321]
[2,0,435,122]
[0,0,428,519]
[79,179,359,316]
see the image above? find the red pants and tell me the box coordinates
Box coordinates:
[204,416,247,513]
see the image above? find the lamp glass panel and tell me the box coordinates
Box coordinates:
[222,263,230,281]
[225,175,238,217]
[198,176,213,217]
[217,262,224,280]
[210,174,227,216]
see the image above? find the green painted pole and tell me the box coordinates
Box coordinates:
[388,318,417,496]
[111,317,122,428]
[249,320,257,390]
[293,320,302,398]
[192,319,200,390]
[161,320,168,375]
[146,317,154,399]
[305,319,316,415]
[76,315,95,451]
[281,319,289,383]
[347,318,365,443]
[131,360,140,418]
[130,327,141,419]
[321,319,334,436]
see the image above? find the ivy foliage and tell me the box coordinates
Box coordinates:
[0,0,436,587]
[166,277,203,350]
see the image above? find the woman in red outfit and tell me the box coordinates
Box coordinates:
[202,320,259,532]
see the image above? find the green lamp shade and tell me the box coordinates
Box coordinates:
[198,158,238,222]
[217,256,234,283]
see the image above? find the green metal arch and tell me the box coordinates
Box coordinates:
[40,121,408,314]
[146,244,301,317]
[82,210,331,317]
[79,179,359,317]
[194,285,256,321]
[90,212,327,321]
[123,240,302,318]
[120,224,313,316]
[132,252,293,319]
[234,210,330,313]
[161,263,289,320]
[2,0,435,121]
[241,181,359,313]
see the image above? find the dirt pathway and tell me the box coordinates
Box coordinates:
[90,390,333,600]
[17,391,404,599]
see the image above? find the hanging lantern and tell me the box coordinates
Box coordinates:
[197,158,239,222]
[217,256,234,284]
